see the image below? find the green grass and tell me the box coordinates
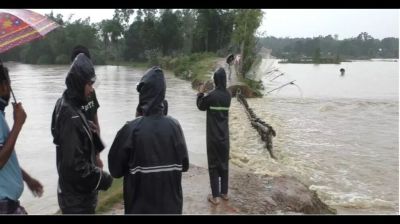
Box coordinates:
[106,54,219,82]
[53,178,124,215]
[191,56,219,81]
[160,53,218,82]
[96,178,124,214]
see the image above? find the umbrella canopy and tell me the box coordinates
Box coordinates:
[0,9,59,102]
[0,9,59,53]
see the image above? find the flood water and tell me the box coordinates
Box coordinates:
[230,59,398,214]
[4,63,207,214]
[2,59,399,214]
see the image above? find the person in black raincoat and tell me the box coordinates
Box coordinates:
[108,66,189,214]
[196,67,231,205]
[51,53,113,214]
[70,45,105,169]
[136,99,168,117]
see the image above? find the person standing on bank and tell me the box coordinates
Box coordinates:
[108,66,189,214]
[0,61,43,214]
[226,54,234,81]
[196,67,231,205]
[70,45,104,168]
[51,53,113,214]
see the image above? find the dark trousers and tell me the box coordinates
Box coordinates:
[209,167,229,198]
[58,192,97,214]
[0,198,27,214]
[61,207,95,214]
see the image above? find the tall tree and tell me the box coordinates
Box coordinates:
[98,19,124,61]
[158,9,182,55]
[181,9,196,54]
[231,9,263,77]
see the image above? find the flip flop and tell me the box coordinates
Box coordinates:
[221,194,229,201]
[208,194,220,205]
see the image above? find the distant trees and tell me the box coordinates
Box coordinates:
[259,33,399,60]
[3,9,265,69]
[6,10,398,68]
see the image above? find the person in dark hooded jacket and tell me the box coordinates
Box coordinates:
[108,66,189,214]
[136,99,168,117]
[51,53,113,214]
[196,67,231,205]
[70,45,104,169]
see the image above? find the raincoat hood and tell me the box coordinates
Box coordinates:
[213,67,227,89]
[65,53,96,106]
[137,66,166,116]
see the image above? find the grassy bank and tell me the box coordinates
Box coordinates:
[159,52,219,82]
[96,178,124,214]
[239,78,263,97]
[106,54,263,98]
[53,177,124,214]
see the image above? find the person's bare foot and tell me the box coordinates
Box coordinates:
[221,194,229,201]
[208,194,220,205]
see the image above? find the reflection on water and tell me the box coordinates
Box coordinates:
[5,63,207,214]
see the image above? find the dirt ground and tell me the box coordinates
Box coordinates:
[104,164,335,215]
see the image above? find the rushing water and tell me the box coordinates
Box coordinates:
[231,59,398,214]
[2,59,398,214]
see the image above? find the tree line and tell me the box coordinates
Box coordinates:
[1,9,263,77]
[259,33,399,60]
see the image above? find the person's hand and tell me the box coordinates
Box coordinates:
[98,171,113,191]
[96,153,104,169]
[88,120,99,134]
[12,102,26,128]
[198,83,205,93]
[26,177,43,197]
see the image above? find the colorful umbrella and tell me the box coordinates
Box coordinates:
[0,9,59,102]
[0,9,59,53]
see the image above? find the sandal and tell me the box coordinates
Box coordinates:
[208,194,220,205]
[221,194,229,201]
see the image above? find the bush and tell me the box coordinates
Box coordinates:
[173,56,191,79]
[243,78,263,90]
[159,56,172,70]
[91,49,107,65]
[145,49,162,67]
[92,55,106,65]
[55,54,69,64]
[36,55,53,64]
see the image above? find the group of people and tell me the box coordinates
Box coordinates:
[0,45,232,214]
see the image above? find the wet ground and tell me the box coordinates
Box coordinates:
[102,60,337,215]
[106,164,334,215]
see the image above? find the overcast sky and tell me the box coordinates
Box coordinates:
[29,9,399,40]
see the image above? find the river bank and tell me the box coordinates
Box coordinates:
[8,59,395,214]
[96,78,336,214]
[101,163,335,215]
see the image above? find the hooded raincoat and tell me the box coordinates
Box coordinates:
[51,53,112,214]
[108,67,189,214]
[196,67,231,197]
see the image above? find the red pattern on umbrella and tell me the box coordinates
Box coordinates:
[0,9,59,53]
